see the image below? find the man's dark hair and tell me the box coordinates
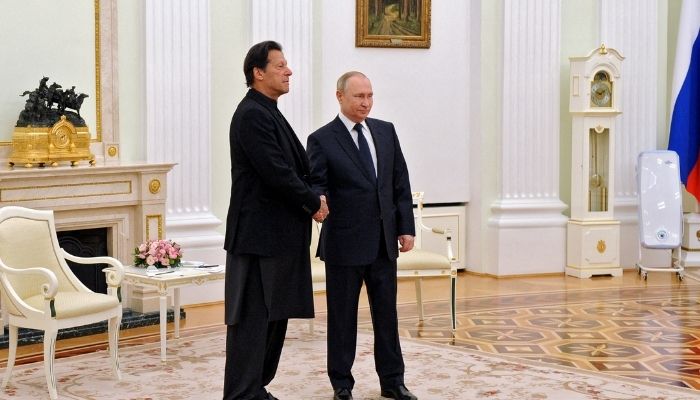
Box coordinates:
[243,40,283,87]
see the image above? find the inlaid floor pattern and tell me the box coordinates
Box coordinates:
[5,271,700,394]
[366,284,700,390]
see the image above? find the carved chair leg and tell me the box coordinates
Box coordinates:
[44,327,58,400]
[414,279,424,322]
[109,314,122,380]
[2,325,18,388]
[450,275,457,331]
[0,300,6,336]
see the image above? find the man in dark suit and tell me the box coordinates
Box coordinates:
[307,71,417,400]
[223,40,328,400]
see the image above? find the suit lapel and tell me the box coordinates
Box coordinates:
[332,117,376,184]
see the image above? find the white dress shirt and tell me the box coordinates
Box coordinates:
[338,113,377,176]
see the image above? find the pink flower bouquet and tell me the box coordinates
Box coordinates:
[133,239,183,268]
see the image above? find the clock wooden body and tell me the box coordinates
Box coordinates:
[567,45,624,278]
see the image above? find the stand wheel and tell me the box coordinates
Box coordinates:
[677,272,684,281]
[641,272,648,281]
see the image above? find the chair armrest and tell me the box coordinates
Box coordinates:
[417,218,450,235]
[430,227,446,235]
[0,258,59,300]
[0,258,60,317]
[415,199,449,237]
[60,249,125,287]
[418,227,457,264]
[413,194,457,265]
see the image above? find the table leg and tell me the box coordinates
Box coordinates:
[174,288,180,339]
[159,291,167,362]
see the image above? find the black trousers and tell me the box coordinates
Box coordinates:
[325,255,405,390]
[223,255,288,400]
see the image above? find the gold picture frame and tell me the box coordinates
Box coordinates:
[356,0,431,48]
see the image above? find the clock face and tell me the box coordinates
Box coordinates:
[590,72,612,107]
[52,126,71,149]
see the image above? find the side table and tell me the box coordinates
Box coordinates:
[109,265,225,361]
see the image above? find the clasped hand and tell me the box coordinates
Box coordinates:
[312,195,329,222]
[398,235,415,252]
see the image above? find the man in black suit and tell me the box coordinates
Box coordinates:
[223,40,329,400]
[307,71,417,400]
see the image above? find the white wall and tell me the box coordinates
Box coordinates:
[118,0,146,162]
[317,1,471,204]
[0,0,96,142]
[210,0,250,236]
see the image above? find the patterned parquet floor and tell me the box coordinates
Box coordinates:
[363,277,700,391]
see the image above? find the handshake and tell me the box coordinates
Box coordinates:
[312,195,329,223]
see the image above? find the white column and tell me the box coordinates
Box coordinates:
[250,0,313,144]
[487,0,568,275]
[600,0,664,267]
[145,0,225,305]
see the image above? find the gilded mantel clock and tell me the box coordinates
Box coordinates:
[8,77,95,167]
[567,44,624,278]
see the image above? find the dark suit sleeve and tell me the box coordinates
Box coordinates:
[390,125,416,236]
[306,134,328,196]
[239,109,320,215]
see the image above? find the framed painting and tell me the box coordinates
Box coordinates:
[356,0,431,48]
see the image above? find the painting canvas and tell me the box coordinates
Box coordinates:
[356,0,431,48]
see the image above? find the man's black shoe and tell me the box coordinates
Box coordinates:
[333,387,353,400]
[380,384,417,400]
[265,392,279,400]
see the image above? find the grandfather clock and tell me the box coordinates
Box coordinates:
[567,44,624,278]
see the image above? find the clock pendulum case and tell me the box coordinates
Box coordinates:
[566,44,624,278]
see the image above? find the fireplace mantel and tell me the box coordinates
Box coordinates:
[0,162,175,267]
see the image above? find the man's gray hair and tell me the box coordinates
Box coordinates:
[336,71,368,92]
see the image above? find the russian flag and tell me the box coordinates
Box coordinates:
[668,0,700,202]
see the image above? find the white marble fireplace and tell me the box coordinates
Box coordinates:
[0,162,174,312]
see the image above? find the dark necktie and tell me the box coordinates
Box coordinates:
[354,123,376,178]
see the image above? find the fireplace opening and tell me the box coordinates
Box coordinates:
[57,228,109,294]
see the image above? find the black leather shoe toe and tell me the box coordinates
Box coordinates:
[333,387,353,400]
[380,384,417,400]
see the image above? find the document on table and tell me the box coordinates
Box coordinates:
[124,264,225,277]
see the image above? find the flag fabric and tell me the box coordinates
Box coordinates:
[668,0,700,202]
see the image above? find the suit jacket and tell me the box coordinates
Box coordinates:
[307,116,415,266]
[224,89,319,323]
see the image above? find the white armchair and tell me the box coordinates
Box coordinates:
[397,192,458,330]
[0,206,124,400]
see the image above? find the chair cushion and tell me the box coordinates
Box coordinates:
[22,291,119,319]
[397,248,451,270]
[311,257,325,283]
